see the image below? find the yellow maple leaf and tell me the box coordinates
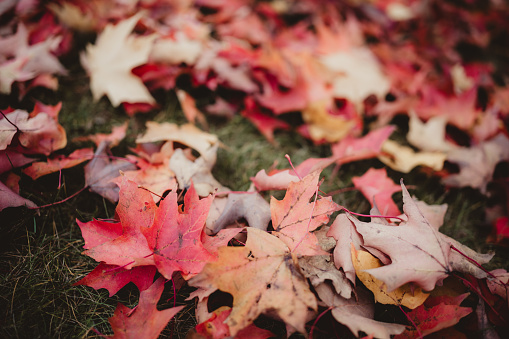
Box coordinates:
[378,139,446,173]
[351,245,429,309]
[302,100,357,143]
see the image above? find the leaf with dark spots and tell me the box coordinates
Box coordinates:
[189,228,317,336]
[394,294,472,338]
[271,170,340,256]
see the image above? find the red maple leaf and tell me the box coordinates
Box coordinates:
[74,263,157,297]
[352,167,402,217]
[143,183,220,280]
[195,306,274,339]
[108,278,183,339]
[395,294,472,338]
[331,125,395,165]
[241,97,290,144]
[80,177,156,269]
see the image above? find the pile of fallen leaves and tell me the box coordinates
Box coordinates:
[1,0,509,338]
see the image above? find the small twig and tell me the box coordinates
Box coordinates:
[28,185,90,210]
[138,185,164,200]
[91,327,107,338]
[104,262,134,273]
[127,304,138,317]
[216,190,256,196]
[232,238,246,246]
[57,169,62,189]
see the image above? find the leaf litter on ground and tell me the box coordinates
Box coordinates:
[1,0,509,338]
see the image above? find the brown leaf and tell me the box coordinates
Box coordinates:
[327,214,364,284]
[442,133,509,193]
[299,254,353,299]
[85,141,136,202]
[189,227,317,336]
[206,187,271,235]
[315,283,406,339]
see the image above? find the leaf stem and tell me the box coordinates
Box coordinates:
[453,273,507,325]
[285,154,303,180]
[91,327,106,338]
[342,207,404,222]
[450,245,503,284]
[138,185,164,200]
[216,190,256,196]
[399,304,423,339]
[323,186,359,196]
[28,185,90,209]
[308,307,333,339]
